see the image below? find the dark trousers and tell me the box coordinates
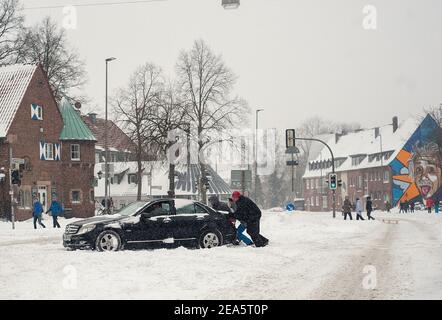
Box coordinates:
[52,216,60,228]
[367,210,375,220]
[33,216,46,229]
[344,212,353,220]
[356,213,365,220]
[428,207,432,213]
[246,219,268,247]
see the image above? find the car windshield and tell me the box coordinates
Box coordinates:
[114,201,147,216]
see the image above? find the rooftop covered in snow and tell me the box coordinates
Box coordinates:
[303,117,420,178]
[0,64,37,138]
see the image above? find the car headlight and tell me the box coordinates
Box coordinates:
[77,224,96,235]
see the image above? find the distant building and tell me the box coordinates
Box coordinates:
[81,113,137,164]
[0,64,96,220]
[302,115,442,212]
[94,162,232,209]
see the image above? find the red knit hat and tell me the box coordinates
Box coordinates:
[231,191,241,200]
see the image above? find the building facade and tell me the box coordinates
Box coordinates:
[0,64,96,221]
[302,116,441,212]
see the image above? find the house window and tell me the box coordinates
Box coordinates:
[322,196,328,209]
[31,104,43,120]
[306,180,310,190]
[71,144,80,161]
[358,176,363,189]
[71,190,82,204]
[90,189,94,203]
[45,143,54,160]
[128,174,138,184]
[384,170,390,183]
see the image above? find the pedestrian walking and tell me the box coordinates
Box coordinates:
[355,198,365,220]
[229,191,269,247]
[366,196,375,220]
[46,197,63,228]
[426,198,434,213]
[385,201,391,213]
[434,200,440,214]
[404,201,409,213]
[342,196,353,220]
[32,198,46,229]
[410,202,415,213]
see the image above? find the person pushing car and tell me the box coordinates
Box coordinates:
[229,191,269,248]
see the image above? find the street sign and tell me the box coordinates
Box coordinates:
[12,158,25,164]
[231,170,252,190]
[286,160,299,166]
[286,129,295,148]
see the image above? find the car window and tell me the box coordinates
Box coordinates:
[195,204,208,214]
[143,201,171,217]
[176,203,196,215]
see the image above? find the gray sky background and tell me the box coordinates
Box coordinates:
[21,0,442,131]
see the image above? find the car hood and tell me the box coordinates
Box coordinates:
[71,215,125,226]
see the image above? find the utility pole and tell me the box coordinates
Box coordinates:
[295,136,337,219]
[254,109,264,201]
[9,145,15,229]
[104,57,116,211]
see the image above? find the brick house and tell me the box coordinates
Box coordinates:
[0,64,96,221]
[302,117,421,212]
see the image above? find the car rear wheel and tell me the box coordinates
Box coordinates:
[95,230,122,252]
[198,229,223,249]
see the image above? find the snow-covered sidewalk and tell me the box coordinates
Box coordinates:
[0,210,441,299]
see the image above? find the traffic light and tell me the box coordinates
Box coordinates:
[329,173,338,190]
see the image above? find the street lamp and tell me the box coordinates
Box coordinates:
[222,0,240,9]
[105,57,116,211]
[254,109,264,200]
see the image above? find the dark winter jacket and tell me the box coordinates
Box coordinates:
[366,200,373,212]
[46,201,63,217]
[342,199,352,214]
[33,201,43,217]
[208,195,232,213]
[230,196,261,223]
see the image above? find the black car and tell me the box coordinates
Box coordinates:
[63,199,236,251]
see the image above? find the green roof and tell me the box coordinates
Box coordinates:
[59,98,96,141]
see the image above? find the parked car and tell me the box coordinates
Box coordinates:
[63,199,236,252]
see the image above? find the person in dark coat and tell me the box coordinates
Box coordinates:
[32,198,46,229]
[209,195,253,246]
[46,197,63,228]
[385,201,391,213]
[410,202,415,213]
[342,196,353,220]
[229,191,268,247]
[366,196,375,220]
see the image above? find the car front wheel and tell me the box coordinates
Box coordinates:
[95,230,122,252]
[198,229,223,249]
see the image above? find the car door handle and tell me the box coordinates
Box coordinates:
[163,218,172,223]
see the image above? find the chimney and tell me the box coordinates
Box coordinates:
[374,127,380,139]
[392,116,398,133]
[88,112,98,124]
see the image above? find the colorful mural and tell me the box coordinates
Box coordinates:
[390,115,442,206]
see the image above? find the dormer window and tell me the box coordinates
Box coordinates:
[31,104,43,120]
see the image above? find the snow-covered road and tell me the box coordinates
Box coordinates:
[0,210,441,300]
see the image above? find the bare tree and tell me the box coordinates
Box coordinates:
[0,0,23,63]
[148,81,189,197]
[423,103,442,127]
[114,63,163,200]
[15,17,86,102]
[176,39,249,203]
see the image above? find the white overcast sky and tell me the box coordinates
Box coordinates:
[21,0,442,131]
